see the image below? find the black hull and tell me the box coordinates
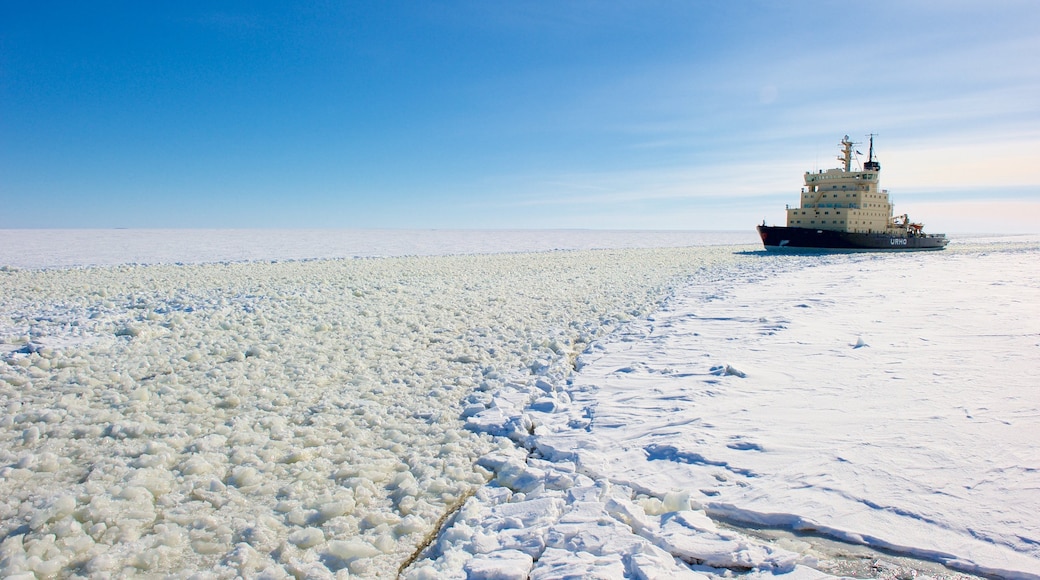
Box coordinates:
[757,226,948,251]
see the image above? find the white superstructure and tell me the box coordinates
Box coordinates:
[785,135,917,235]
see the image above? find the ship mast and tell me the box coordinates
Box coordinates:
[839,135,854,172]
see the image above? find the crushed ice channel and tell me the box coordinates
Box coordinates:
[0,231,1037,579]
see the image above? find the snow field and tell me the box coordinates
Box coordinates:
[424,240,1039,579]
[0,247,749,578]
[0,229,759,269]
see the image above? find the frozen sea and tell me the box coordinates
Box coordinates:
[0,229,1037,579]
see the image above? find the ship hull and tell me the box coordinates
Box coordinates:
[757,226,948,251]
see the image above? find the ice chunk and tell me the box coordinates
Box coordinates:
[529,396,559,413]
[463,549,534,580]
[229,466,263,487]
[326,539,382,560]
[662,490,692,513]
[316,499,355,522]
[287,528,324,548]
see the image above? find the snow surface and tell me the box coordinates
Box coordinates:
[0,230,1037,579]
[450,243,1040,580]
[0,229,758,269]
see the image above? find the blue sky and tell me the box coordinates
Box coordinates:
[2,1,1038,232]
